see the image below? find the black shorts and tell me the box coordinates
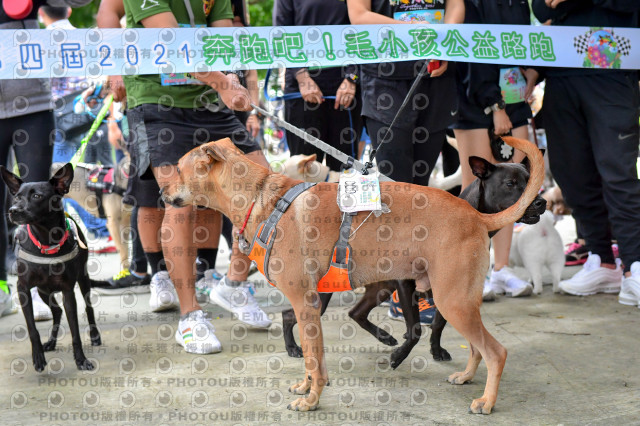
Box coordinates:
[124,104,261,208]
[451,101,532,130]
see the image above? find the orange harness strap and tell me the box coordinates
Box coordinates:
[245,182,317,286]
[317,212,356,293]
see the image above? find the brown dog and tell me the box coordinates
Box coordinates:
[161,136,544,415]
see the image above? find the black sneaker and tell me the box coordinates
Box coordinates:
[93,270,151,295]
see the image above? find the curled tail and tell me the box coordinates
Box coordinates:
[480,136,544,232]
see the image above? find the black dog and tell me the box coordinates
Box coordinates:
[1,163,103,371]
[283,154,547,366]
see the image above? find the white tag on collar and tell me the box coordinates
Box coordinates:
[338,169,382,213]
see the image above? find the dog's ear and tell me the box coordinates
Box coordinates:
[201,143,227,163]
[469,156,495,179]
[520,156,531,173]
[297,154,317,175]
[0,165,23,195]
[50,163,74,195]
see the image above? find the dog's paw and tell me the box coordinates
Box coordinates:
[431,347,452,362]
[91,335,102,346]
[287,397,318,412]
[289,379,311,395]
[33,352,47,372]
[447,371,473,385]
[43,340,57,352]
[76,358,95,371]
[286,345,304,358]
[390,348,410,369]
[469,397,493,414]
[377,332,398,347]
[533,287,543,295]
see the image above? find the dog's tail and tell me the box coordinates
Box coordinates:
[479,136,544,232]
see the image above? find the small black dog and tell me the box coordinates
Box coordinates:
[283,154,547,366]
[1,163,103,371]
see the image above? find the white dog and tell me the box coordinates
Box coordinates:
[509,211,564,294]
[278,153,462,191]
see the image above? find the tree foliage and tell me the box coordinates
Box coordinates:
[67,0,274,28]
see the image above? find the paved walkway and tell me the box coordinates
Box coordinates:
[1,217,639,425]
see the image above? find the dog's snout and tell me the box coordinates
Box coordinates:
[533,198,546,210]
[9,206,19,214]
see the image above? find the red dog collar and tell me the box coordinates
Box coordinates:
[27,219,71,255]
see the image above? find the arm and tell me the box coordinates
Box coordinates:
[97,0,127,102]
[347,0,399,25]
[140,13,251,110]
[591,0,640,12]
[245,70,261,138]
[430,0,465,77]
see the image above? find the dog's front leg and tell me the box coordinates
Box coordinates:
[38,288,64,352]
[286,289,328,411]
[18,284,46,372]
[61,290,94,370]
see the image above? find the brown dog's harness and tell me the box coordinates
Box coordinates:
[86,165,126,218]
[241,182,354,292]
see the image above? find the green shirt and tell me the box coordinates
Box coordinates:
[122,0,233,109]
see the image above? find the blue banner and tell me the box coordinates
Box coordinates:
[0,24,637,79]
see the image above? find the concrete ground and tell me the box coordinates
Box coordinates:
[1,217,639,425]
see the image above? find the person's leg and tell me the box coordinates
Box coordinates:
[129,206,149,277]
[152,165,200,315]
[413,129,446,187]
[581,72,640,274]
[284,98,326,161]
[365,118,415,183]
[544,76,615,265]
[454,127,531,297]
[320,102,358,172]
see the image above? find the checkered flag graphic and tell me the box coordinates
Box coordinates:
[574,30,633,56]
[616,34,632,56]
[574,33,589,54]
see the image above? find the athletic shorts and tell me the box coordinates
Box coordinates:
[123,104,261,208]
[451,101,532,131]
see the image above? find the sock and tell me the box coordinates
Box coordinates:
[196,248,218,281]
[146,251,167,276]
[225,277,243,288]
[0,280,8,294]
[131,271,146,279]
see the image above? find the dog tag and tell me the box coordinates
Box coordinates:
[338,169,382,213]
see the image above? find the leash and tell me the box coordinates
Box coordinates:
[69,93,114,169]
[366,61,430,168]
[252,102,394,181]
[263,69,357,159]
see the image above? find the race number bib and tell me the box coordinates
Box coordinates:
[338,170,382,213]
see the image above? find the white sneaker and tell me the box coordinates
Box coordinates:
[208,276,272,328]
[482,279,496,302]
[175,309,222,354]
[489,266,533,297]
[195,269,223,304]
[0,288,16,317]
[31,288,53,321]
[619,261,640,307]
[559,253,622,296]
[149,271,180,312]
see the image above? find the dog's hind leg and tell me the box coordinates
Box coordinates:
[283,292,332,358]
[348,281,397,347]
[283,287,328,411]
[78,275,101,346]
[390,280,421,369]
[430,309,451,361]
[437,283,507,414]
[39,288,64,352]
[62,290,94,370]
